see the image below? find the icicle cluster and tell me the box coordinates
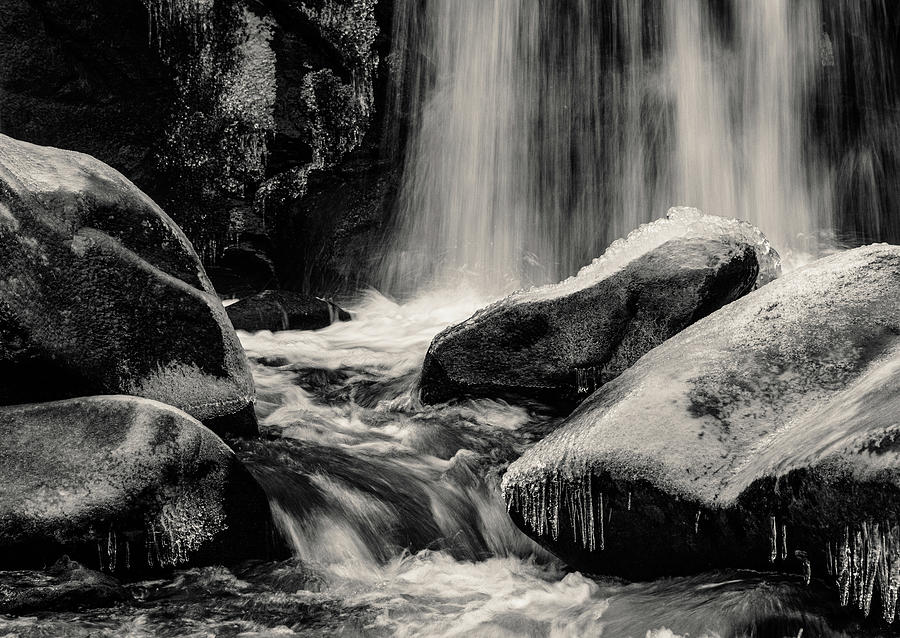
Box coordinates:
[574,367,602,395]
[825,522,900,623]
[504,471,601,552]
[143,0,214,52]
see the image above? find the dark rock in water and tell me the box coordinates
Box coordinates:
[0,134,257,437]
[227,290,351,332]
[0,557,130,614]
[207,237,280,299]
[502,244,900,622]
[0,396,280,572]
[420,209,780,405]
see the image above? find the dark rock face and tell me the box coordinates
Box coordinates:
[0,557,130,615]
[0,396,279,572]
[420,212,779,405]
[0,134,256,436]
[227,289,351,332]
[0,0,173,192]
[0,0,396,292]
[208,237,281,299]
[502,244,900,621]
[272,157,397,293]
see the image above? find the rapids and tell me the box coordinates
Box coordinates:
[0,290,885,637]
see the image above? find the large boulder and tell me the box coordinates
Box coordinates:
[226,289,351,332]
[502,244,900,622]
[0,396,279,572]
[420,208,780,405]
[0,134,256,436]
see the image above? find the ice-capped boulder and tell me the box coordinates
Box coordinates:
[227,290,351,332]
[0,396,279,571]
[0,134,256,436]
[502,244,900,622]
[420,208,779,405]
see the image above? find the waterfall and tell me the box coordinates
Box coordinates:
[381,0,900,295]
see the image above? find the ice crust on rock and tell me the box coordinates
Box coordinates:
[520,207,781,304]
[502,243,900,618]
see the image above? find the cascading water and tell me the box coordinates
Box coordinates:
[5,297,875,636]
[6,2,900,637]
[382,0,900,294]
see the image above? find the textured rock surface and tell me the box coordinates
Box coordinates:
[0,557,130,614]
[420,209,779,405]
[0,0,395,289]
[0,396,276,571]
[227,289,351,332]
[208,237,280,299]
[272,156,397,293]
[0,0,172,192]
[502,244,900,620]
[0,134,256,436]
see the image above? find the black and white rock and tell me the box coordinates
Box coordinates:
[502,244,900,622]
[0,134,257,436]
[0,557,130,614]
[226,289,351,332]
[0,396,278,571]
[420,208,780,405]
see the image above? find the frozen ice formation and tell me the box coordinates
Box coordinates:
[519,207,781,304]
[420,207,772,404]
[502,243,900,616]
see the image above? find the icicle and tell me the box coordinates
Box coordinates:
[769,516,778,563]
[96,541,105,571]
[861,522,880,616]
[599,492,605,551]
[107,530,117,572]
[125,541,131,571]
[795,550,811,585]
[627,491,632,511]
[780,523,788,561]
[574,367,601,394]
[586,477,596,552]
[695,510,701,534]
[852,527,864,610]
[838,526,852,607]
[882,523,900,624]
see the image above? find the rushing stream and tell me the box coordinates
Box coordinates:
[0,290,887,637]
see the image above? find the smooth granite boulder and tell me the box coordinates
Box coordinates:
[502,244,900,622]
[0,396,278,571]
[420,208,780,405]
[0,134,256,436]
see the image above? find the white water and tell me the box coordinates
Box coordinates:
[229,291,861,636]
[381,0,879,294]
[0,289,872,636]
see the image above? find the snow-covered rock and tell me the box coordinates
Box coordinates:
[503,244,900,622]
[420,208,779,405]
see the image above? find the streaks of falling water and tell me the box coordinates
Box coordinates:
[382,0,900,296]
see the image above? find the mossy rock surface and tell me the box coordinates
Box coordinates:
[0,395,278,572]
[0,134,256,436]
